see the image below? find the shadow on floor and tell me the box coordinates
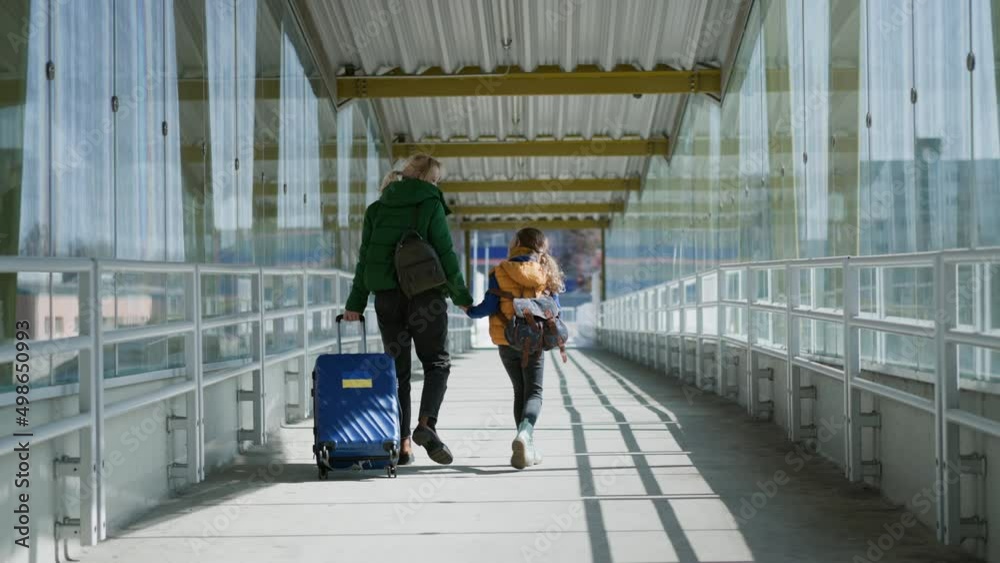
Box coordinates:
[564,348,981,563]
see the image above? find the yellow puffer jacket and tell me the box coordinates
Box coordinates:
[488,247,551,345]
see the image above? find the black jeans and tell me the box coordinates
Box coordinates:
[374,288,451,439]
[498,346,544,427]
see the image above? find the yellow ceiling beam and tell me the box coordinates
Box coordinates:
[451,202,624,216]
[459,219,610,231]
[338,65,721,99]
[441,177,639,193]
[393,137,668,159]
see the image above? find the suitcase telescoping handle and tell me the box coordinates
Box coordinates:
[334,314,367,354]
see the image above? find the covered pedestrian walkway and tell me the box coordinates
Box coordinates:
[80,349,973,563]
[2,0,1000,562]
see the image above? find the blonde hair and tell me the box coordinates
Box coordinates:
[512,227,565,294]
[380,153,443,192]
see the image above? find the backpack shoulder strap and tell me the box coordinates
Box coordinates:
[488,287,516,300]
[410,201,424,235]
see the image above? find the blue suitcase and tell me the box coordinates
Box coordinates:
[312,314,400,479]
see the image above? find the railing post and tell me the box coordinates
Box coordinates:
[184,265,204,483]
[247,268,266,446]
[716,268,724,396]
[746,266,756,416]
[695,276,704,389]
[678,287,686,382]
[843,257,862,482]
[786,263,802,443]
[79,259,106,544]
[934,253,960,544]
[300,269,311,419]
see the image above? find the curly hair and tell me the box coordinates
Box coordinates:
[514,227,565,294]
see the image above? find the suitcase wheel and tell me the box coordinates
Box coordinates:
[318,466,329,480]
[386,464,397,478]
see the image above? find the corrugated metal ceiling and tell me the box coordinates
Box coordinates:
[296,0,743,221]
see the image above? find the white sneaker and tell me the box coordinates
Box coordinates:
[510,421,535,469]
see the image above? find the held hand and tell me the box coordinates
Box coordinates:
[343,310,362,322]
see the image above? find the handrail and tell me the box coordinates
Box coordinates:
[852,377,935,414]
[199,264,259,274]
[102,259,194,273]
[264,307,305,321]
[103,320,195,345]
[261,267,306,276]
[0,256,93,273]
[0,335,91,364]
[203,362,260,388]
[0,413,92,456]
[946,409,1000,439]
[597,246,1000,459]
[201,311,260,331]
[104,380,196,419]
[0,254,474,550]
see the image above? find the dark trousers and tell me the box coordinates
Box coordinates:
[374,288,451,439]
[498,346,544,427]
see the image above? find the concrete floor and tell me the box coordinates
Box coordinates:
[81,349,980,563]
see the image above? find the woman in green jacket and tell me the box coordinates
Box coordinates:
[343,154,473,466]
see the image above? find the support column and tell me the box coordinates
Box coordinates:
[243,269,267,446]
[786,263,802,443]
[79,260,106,544]
[746,266,756,416]
[716,269,725,396]
[934,254,960,544]
[695,276,703,389]
[843,257,862,482]
[300,270,311,419]
[184,266,204,483]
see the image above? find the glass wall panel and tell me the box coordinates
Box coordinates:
[53,0,114,258]
[913,0,972,251]
[604,0,999,391]
[763,0,796,261]
[0,2,48,382]
[862,0,916,256]
[235,0,257,264]
[0,1,48,257]
[0,0,385,392]
[164,0,207,262]
[115,0,167,261]
[317,99,339,269]
[740,21,768,262]
[972,0,1000,247]
[205,0,238,262]
[251,1,282,266]
[166,0,208,263]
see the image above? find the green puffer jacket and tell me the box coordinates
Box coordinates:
[345,178,473,312]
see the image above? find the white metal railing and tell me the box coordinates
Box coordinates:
[597,248,1000,547]
[0,256,473,547]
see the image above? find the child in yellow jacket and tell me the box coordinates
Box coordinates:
[467,227,566,469]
